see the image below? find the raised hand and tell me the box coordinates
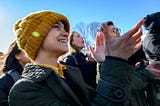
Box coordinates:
[89,32,106,62]
[102,19,145,60]
[87,52,96,62]
[146,61,160,80]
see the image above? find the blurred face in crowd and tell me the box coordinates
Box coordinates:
[71,32,85,51]
[15,51,31,68]
[107,24,121,38]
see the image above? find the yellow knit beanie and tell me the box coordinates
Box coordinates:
[14,10,70,61]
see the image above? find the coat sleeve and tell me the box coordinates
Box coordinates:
[92,56,135,106]
[131,66,154,90]
[0,73,14,105]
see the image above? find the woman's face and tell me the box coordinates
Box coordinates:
[71,32,85,50]
[15,51,31,67]
[40,21,69,56]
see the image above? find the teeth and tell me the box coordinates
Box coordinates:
[58,39,67,43]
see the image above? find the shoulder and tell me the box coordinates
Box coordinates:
[61,55,79,67]
[64,55,76,61]
[0,72,14,86]
[22,64,53,82]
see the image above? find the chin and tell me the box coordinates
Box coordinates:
[63,48,69,53]
[58,50,67,56]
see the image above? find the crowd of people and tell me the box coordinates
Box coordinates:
[0,10,160,106]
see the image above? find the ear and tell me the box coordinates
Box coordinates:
[15,53,21,60]
[71,40,75,46]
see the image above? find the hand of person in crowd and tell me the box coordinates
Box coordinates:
[87,52,96,62]
[146,61,160,80]
[89,32,106,62]
[135,60,149,69]
[102,19,145,60]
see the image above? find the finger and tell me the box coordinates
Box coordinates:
[134,42,142,50]
[154,73,160,79]
[135,37,141,44]
[155,77,160,80]
[101,23,110,41]
[95,33,100,46]
[128,42,142,55]
[122,19,145,39]
[131,28,142,41]
[130,38,141,49]
[153,61,160,64]
[152,61,160,69]
[153,68,160,74]
[129,28,142,49]
[88,46,94,54]
[99,32,105,46]
[129,38,141,49]
[131,19,145,33]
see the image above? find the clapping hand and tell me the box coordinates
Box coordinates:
[146,61,160,80]
[102,19,145,60]
[89,32,106,62]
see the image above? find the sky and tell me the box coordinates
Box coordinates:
[0,0,160,53]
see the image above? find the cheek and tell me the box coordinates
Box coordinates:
[24,57,31,63]
[42,38,56,51]
[72,38,84,47]
[75,41,81,46]
[110,33,116,38]
[76,42,84,48]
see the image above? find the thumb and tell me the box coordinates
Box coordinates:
[88,46,94,54]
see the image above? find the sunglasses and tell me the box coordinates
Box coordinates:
[98,27,121,34]
[111,28,121,33]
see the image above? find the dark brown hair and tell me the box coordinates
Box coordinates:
[0,41,23,74]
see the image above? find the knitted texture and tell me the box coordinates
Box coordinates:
[14,10,70,61]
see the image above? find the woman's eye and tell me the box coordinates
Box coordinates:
[77,35,80,37]
[53,24,60,28]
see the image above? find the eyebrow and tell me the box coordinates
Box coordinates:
[54,22,60,26]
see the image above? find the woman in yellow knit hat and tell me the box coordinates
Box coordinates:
[9,10,145,106]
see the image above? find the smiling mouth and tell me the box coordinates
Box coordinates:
[58,39,68,43]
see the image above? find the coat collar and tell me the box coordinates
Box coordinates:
[22,64,92,105]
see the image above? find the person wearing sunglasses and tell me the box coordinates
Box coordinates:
[98,21,121,39]
[99,20,160,106]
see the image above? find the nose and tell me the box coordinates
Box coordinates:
[62,29,69,37]
[116,32,120,37]
[81,36,84,39]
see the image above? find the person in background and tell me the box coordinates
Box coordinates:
[143,12,160,64]
[0,52,4,76]
[99,20,160,106]
[96,21,121,81]
[142,12,160,106]
[60,31,97,88]
[98,21,120,38]
[0,40,30,106]
[0,52,3,56]
[9,10,146,106]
